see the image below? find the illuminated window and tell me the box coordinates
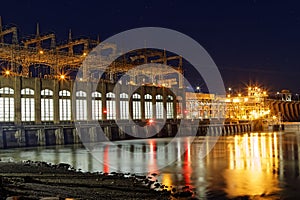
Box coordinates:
[176,96,183,119]
[21,88,35,121]
[156,94,163,119]
[76,91,87,120]
[59,90,71,121]
[106,92,116,120]
[120,93,129,119]
[132,93,141,120]
[92,92,102,120]
[0,87,14,121]
[145,94,153,119]
[167,95,174,119]
[41,89,53,121]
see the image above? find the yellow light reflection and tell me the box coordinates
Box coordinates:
[224,133,280,198]
[161,173,173,187]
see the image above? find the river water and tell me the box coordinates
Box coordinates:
[1,131,300,199]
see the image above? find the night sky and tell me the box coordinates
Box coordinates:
[1,0,300,94]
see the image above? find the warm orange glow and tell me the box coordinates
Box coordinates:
[60,74,65,80]
[161,173,173,187]
[224,133,280,198]
[39,50,44,54]
[5,70,10,75]
[233,98,240,103]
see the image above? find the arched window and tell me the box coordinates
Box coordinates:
[156,94,163,119]
[41,89,53,121]
[76,91,87,120]
[106,92,116,120]
[132,93,141,120]
[92,92,102,120]
[59,90,71,121]
[21,88,35,121]
[120,93,129,119]
[0,87,14,121]
[145,94,153,119]
[167,95,174,119]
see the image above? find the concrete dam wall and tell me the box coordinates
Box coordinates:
[268,100,300,122]
[0,120,252,149]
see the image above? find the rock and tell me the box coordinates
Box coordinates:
[6,197,21,200]
[172,190,193,198]
[182,185,189,190]
[135,175,146,179]
[56,163,70,170]
[154,183,160,188]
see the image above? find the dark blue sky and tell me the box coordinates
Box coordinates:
[1,0,300,93]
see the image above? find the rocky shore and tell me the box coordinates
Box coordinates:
[0,161,196,200]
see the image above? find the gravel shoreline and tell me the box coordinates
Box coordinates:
[0,161,195,200]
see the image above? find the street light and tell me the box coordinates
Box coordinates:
[276,91,280,100]
[196,86,200,93]
[60,74,65,80]
[228,87,232,96]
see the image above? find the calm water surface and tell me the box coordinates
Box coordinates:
[1,131,300,199]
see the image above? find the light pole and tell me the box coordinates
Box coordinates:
[276,91,280,100]
[196,86,200,93]
[228,87,232,96]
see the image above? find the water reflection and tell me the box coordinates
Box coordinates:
[223,133,280,198]
[1,132,300,199]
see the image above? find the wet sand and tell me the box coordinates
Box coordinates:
[0,161,195,200]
